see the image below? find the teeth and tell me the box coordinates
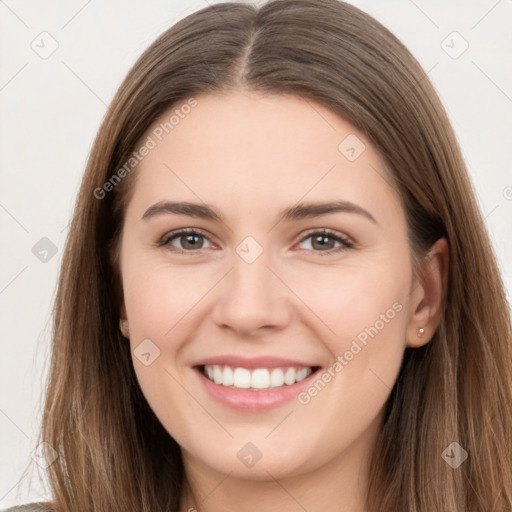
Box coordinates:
[222,366,234,386]
[270,368,284,387]
[203,365,313,390]
[233,367,251,388]
[284,368,295,385]
[296,367,310,381]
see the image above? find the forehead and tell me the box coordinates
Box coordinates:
[125,90,403,225]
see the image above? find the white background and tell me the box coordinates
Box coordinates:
[1,0,511,507]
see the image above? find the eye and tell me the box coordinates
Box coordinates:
[158,227,354,256]
[159,228,214,253]
[296,229,353,255]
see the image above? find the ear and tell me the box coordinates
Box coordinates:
[406,238,449,347]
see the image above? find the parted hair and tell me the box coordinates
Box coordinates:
[32,1,512,511]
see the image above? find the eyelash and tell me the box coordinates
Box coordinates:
[158,228,354,256]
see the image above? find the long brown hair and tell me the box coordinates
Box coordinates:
[35,1,512,510]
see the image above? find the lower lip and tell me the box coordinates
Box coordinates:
[193,366,320,411]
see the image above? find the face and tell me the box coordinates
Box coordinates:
[117,90,420,481]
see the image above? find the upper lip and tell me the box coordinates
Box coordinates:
[193,355,320,369]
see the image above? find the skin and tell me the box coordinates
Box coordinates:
[116,90,448,512]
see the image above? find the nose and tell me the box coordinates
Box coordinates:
[211,248,292,338]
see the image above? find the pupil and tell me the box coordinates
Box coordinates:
[183,234,202,249]
[313,235,333,250]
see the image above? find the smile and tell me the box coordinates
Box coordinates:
[201,365,315,391]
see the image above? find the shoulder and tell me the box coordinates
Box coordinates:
[0,503,49,512]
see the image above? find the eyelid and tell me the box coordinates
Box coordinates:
[158,227,215,252]
[158,227,354,254]
[298,227,353,244]
[295,228,354,253]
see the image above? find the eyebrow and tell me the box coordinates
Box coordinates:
[141,199,377,225]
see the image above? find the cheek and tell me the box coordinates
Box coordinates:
[121,253,210,438]
[121,251,209,339]
[290,250,411,395]
[288,259,410,451]
[290,254,409,344]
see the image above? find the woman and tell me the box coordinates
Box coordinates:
[5,0,511,511]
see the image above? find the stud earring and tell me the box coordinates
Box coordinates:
[418,327,425,337]
[119,319,130,338]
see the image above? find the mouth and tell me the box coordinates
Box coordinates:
[195,364,322,391]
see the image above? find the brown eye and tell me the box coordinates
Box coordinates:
[297,229,353,254]
[161,229,213,253]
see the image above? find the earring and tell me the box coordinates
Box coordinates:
[418,327,425,337]
[119,319,130,338]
